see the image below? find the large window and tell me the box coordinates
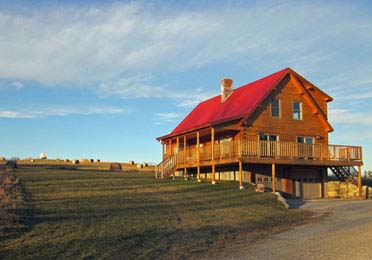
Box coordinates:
[293,101,303,120]
[297,136,314,159]
[259,133,278,141]
[297,136,314,144]
[259,133,278,157]
[270,98,280,118]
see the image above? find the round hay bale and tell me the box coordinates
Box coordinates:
[73,159,80,165]
[328,181,341,189]
[30,159,35,162]
[80,159,89,164]
[96,159,100,163]
[129,160,134,165]
[109,163,122,172]
[327,182,336,192]
[136,164,143,169]
[142,162,149,167]
[90,159,94,163]
[327,191,339,198]
[64,159,70,163]
[349,184,358,191]
[0,157,5,162]
[5,160,17,169]
[347,191,357,198]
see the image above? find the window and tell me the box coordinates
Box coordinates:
[259,133,279,157]
[259,133,278,141]
[270,98,280,118]
[297,136,315,159]
[293,101,302,120]
[219,136,232,155]
[297,136,314,144]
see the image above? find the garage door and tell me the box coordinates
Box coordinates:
[293,178,321,199]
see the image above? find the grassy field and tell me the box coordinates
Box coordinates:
[0,166,311,259]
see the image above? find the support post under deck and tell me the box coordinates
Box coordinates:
[358,165,362,198]
[272,163,276,192]
[239,160,243,189]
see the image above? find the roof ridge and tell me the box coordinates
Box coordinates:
[195,68,290,106]
[157,67,296,139]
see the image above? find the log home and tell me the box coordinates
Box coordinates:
[156,68,363,199]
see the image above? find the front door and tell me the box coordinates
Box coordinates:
[259,133,278,157]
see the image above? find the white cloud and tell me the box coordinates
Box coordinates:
[99,74,215,107]
[99,75,164,98]
[1,1,371,89]
[153,112,181,125]
[329,109,372,126]
[11,81,23,90]
[0,105,130,118]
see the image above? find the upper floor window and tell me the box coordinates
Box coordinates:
[270,98,280,118]
[293,101,303,120]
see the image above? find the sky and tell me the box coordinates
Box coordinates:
[0,0,371,170]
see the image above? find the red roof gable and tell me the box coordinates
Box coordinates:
[163,68,291,138]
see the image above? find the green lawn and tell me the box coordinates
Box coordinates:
[0,167,311,259]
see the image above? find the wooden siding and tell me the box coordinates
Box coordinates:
[245,76,329,144]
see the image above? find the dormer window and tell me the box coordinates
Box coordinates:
[270,98,280,118]
[293,101,303,120]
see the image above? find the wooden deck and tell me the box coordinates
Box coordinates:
[175,140,363,169]
[156,139,363,196]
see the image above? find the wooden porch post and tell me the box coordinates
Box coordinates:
[239,160,243,189]
[358,165,362,198]
[162,142,165,160]
[169,139,172,156]
[211,127,216,185]
[272,163,276,192]
[197,131,201,182]
[176,136,179,167]
[184,135,187,179]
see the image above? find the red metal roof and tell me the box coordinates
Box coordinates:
[165,68,290,138]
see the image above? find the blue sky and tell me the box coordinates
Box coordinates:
[0,1,371,170]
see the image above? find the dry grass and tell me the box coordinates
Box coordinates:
[16,159,154,172]
[0,166,312,259]
[0,169,27,240]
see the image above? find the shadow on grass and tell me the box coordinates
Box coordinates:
[285,199,307,209]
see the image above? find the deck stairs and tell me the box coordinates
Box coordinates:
[155,155,177,179]
[330,166,358,185]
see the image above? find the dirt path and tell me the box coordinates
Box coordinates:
[221,199,372,260]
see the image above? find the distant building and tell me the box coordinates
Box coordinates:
[40,152,48,159]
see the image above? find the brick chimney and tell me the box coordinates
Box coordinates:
[221,78,233,102]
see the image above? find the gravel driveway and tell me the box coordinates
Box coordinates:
[224,199,372,260]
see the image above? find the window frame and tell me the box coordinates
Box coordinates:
[270,98,281,118]
[296,136,315,144]
[293,101,303,120]
[259,132,279,142]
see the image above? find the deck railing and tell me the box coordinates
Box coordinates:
[175,139,362,166]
